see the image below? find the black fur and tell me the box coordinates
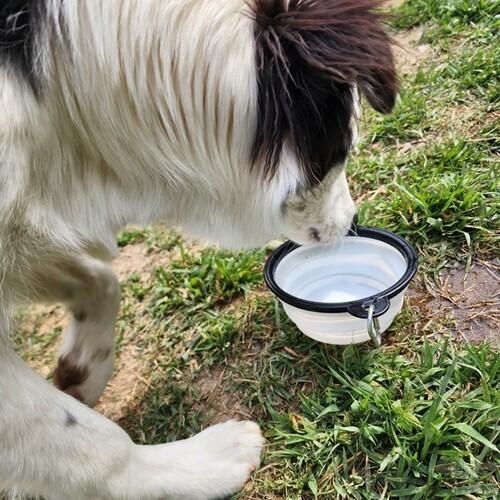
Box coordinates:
[0,0,46,93]
[251,0,398,187]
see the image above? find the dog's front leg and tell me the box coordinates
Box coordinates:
[0,335,263,500]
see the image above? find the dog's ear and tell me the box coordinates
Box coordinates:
[251,0,398,183]
[358,53,398,114]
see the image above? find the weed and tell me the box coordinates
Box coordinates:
[151,248,265,317]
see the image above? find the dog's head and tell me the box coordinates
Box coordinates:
[248,0,397,245]
[33,0,396,248]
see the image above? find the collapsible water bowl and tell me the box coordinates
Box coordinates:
[264,227,418,346]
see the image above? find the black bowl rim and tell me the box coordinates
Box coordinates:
[264,226,418,315]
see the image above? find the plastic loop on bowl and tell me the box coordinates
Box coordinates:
[347,296,390,319]
[367,303,382,347]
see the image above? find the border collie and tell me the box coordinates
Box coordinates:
[0,1,396,498]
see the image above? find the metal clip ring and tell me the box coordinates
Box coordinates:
[367,303,382,347]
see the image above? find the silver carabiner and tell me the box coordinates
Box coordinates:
[367,303,382,347]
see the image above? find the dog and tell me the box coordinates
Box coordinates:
[0,0,397,498]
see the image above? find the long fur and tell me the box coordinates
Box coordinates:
[0,1,395,498]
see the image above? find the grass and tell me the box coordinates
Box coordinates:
[392,0,500,105]
[151,247,265,316]
[12,1,500,499]
[351,138,498,254]
[393,0,499,32]
[257,339,499,499]
[117,226,181,251]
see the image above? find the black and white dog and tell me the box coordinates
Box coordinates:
[0,1,397,498]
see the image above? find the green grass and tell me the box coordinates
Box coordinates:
[392,0,500,104]
[351,138,498,254]
[393,0,500,33]
[117,226,181,251]
[151,247,265,316]
[112,278,499,498]
[256,339,499,499]
[365,88,432,144]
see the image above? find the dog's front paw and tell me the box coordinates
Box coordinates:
[117,420,264,500]
[174,419,264,499]
[191,419,264,489]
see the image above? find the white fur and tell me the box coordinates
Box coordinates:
[0,0,356,498]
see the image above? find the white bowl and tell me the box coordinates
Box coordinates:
[264,227,418,345]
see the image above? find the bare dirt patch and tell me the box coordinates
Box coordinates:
[96,344,148,421]
[19,303,65,336]
[192,365,252,425]
[112,242,172,282]
[385,0,405,8]
[393,27,433,75]
[416,260,499,343]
